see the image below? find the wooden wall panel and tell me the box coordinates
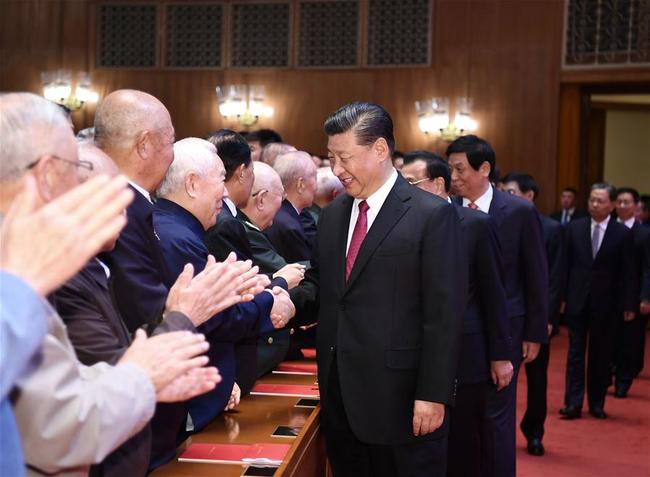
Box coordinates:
[1,0,568,213]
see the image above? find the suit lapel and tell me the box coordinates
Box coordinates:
[594,219,615,263]
[344,178,411,293]
[488,188,507,227]
[577,219,593,263]
[332,195,354,296]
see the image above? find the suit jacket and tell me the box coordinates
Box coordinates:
[542,215,565,327]
[12,301,155,477]
[99,187,186,469]
[640,224,650,303]
[264,199,313,263]
[292,175,466,445]
[564,217,636,317]
[299,208,317,247]
[629,222,648,309]
[550,208,588,224]
[101,187,172,333]
[477,189,548,345]
[51,259,195,477]
[454,205,510,384]
[204,204,254,262]
[153,198,275,430]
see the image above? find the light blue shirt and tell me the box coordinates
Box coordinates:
[0,272,49,477]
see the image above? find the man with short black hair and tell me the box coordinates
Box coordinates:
[244,129,283,162]
[292,102,466,476]
[551,187,588,225]
[446,135,548,477]
[612,187,649,398]
[501,171,564,457]
[561,182,637,419]
[403,151,511,476]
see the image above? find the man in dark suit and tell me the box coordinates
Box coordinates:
[446,135,548,477]
[264,150,318,263]
[153,138,295,429]
[401,151,512,477]
[203,131,305,381]
[551,187,588,225]
[291,102,466,476]
[561,182,637,419]
[613,187,649,397]
[238,161,310,375]
[51,142,254,477]
[501,171,565,456]
[94,89,190,468]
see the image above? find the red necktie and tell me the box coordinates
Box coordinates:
[468,202,479,210]
[346,200,369,281]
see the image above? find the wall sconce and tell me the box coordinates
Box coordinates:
[415,97,478,141]
[216,84,274,127]
[42,70,99,111]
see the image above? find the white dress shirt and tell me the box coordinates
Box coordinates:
[346,169,398,255]
[223,197,237,217]
[591,215,610,255]
[462,184,493,213]
[128,180,152,204]
[618,216,635,229]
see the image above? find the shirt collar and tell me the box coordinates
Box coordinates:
[223,197,237,217]
[462,184,493,213]
[591,214,611,228]
[353,168,398,213]
[128,180,152,204]
[95,258,111,279]
[617,216,636,229]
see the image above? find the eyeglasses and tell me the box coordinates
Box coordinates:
[26,155,93,172]
[407,178,430,186]
[251,188,286,199]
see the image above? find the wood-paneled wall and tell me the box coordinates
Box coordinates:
[1,0,565,212]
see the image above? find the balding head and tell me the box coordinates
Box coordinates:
[156,138,227,230]
[0,93,79,211]
[273,151,318,211]
[260,142,296,166]
[77,142,119,182]
[241,162,285,230]
[94,89,175,193]
[314,166,344,208]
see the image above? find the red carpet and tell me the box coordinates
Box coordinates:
[516,328,650,477]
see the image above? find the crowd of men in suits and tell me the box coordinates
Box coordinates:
[1,91,648,477]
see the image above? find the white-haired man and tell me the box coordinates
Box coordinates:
[0,92,220,477]
[153,138,295,431]
[265,151,318,263]
[94,90,267,469]
[304,166,344,224]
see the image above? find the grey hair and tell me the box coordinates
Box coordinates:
[324,101,395,156]
[591,182,617,201]
[273,151,312,188]
[0,93,70,181]
[156,138,217,198]
[94,89,168,151]
[316,166,343,195]
[260,142,295,166]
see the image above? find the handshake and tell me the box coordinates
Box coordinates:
[164,252,296,330]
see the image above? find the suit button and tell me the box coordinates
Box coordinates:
[330,346,335,352]
[339,303,346,311]
[267,337,274,344]
[290,328,295,335]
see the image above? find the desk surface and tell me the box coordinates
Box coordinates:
[152,360,323,477]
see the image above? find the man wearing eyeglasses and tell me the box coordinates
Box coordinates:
[402,151,511,476]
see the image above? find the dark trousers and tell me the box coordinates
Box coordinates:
[447,382,486,477]
[480,316,524,477]
[614,313,649,391]
[321,358,448,477]
[565,310,616,410]
[520,342,550,440]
